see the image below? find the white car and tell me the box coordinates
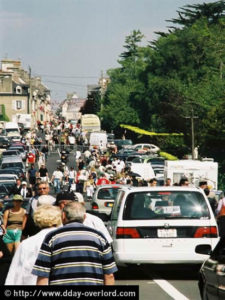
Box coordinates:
[108,186,219,266]
[91,184,125,217]
[132,143,160,153]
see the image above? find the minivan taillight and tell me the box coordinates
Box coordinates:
[92,203,99,210]
[116,227,140,239]
[194,226,218,238]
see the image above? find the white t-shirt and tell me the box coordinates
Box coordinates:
[84,213,112,243]
[52,170,63,179]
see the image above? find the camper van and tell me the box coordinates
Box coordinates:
[164,159,218,189]
[81,114,101,132]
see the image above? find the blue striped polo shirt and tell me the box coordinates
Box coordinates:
[32,222,117,285]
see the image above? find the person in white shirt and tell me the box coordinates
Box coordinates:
[5,205,62,285]
[20,181,32,198]
[68,167,76,190]
[55,192,112,244]
[51,168,63,193]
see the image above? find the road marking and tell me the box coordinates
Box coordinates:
[153,278,189,300]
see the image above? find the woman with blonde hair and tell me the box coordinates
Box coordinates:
[5,205,62,285]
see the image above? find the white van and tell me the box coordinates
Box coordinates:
[89,132,107,151]
[108,186,219,266]
[4,122,20,135]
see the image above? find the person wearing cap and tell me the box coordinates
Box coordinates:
[32,202,117,285]
[5,205,62,285]
[55,192,112,243]
[3,194,27,254]
[20,181,32,199]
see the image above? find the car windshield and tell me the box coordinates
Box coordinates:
[98,187,121,200]
[2,151,18,156]
[123,191,210,220]
[2,163,23,169]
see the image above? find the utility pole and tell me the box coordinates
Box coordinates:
[185,107,198,159]
[28,66,31,114]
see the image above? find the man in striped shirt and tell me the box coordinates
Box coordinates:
[32,202,117,285]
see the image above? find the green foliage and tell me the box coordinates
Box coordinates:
[100,2,225,170]
[159,152,178,161]
[0,105,9,121]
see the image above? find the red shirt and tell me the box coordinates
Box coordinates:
[27,153,35,163]
[96,178,110,185]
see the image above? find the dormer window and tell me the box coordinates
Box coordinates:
[16,86,22,94]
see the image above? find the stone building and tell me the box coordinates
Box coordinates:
[0,59,52,128]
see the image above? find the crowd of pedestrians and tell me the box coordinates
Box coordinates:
[0,118,224,286]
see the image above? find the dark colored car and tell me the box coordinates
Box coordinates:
[2,167,26,180]
[0,182,16,196]
[0,136,10,148]
[114,139,133,150]
[111,148,136,161]
[197,238,225,299]
[0,184,11,200]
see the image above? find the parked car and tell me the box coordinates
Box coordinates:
[8,146,27,161]
[91,184,125,218]
[0,136,10,148]
[107,186,219,266]
[112,148,136,161]
[1,157,25,173]
[114,139,133,150]
[0,184,11,200]
[131,143,160,154]
[107,133,115,143]
[197,238,225,299]
[125,154,148,167]
[1,150,21,161]
[0,167,26,180]
[0,181,17,195]
[0,174,18,181]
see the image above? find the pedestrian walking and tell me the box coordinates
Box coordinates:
[5,205,62,285]
[3,194,27,255]
[32,202,117,285]
[51,167,63,193]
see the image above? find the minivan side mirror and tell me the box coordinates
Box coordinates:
[195,244,212,255]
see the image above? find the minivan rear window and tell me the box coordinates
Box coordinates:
[98,187,121,200]
[123,191,210,220]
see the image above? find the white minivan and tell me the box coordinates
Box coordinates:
[89,132,107,151]
[108,186,219,266]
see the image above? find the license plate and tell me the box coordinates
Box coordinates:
[157,229,177,238]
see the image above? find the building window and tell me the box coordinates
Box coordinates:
[16,86,22,94]
[16,100,22,110]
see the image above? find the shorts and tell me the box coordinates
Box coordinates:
[3,229,22,244]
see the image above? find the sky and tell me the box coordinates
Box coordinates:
[0,0,213,103]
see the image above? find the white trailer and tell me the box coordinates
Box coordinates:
[164,159,218,189]
[12,114,31,130]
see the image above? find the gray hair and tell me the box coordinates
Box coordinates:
[63,202,86,223]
